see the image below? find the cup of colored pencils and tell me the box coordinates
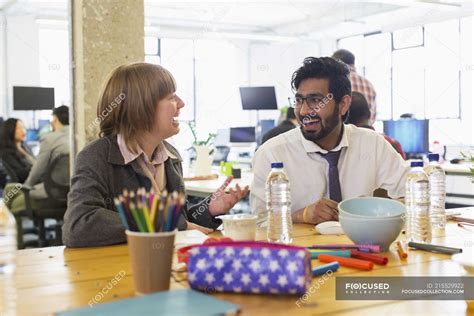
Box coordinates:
[115,188,185,233]
[117,188,185,294]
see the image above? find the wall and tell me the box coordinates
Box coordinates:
[3,15,41,125]
[0,13,6,117]
[248,40,320,123]
[429,16,473,152]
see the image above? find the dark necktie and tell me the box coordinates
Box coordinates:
[320,150,342,202]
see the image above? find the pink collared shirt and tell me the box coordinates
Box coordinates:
[117,134,175,193]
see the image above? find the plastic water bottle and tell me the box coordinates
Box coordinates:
[431,141,445,163]
[266,162,293,244]
[405,161,431,243]
[424,153,446,237]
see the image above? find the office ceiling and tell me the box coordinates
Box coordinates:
[1,0,473,40]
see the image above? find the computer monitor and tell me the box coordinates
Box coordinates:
[26,129,40,142]
[383,119,429,155]
[230,127,256,143]
[239,86,278,110]
[38,119,50,130]
[13,86,55,110]
[257,119,276,145]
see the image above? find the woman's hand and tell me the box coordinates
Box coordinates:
[186,221,213,234]
[208,176,249,216]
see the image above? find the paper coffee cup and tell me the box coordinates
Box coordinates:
[126,230,176,295]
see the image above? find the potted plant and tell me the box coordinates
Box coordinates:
[461,151,474,182]
[187,122,216,176]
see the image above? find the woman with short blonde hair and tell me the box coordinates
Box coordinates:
[63,63,248,247]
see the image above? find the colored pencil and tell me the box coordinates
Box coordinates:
[173,194,185,228]
[119,196,134,230]
[139,200,154,232]
[150,193,159,227]
[114,198,129,230]
[129,202,146,232]
[115,189,183,233]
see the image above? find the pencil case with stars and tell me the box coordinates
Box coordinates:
[187,241,312,295]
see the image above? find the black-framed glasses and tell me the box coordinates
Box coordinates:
[288,93,334,111]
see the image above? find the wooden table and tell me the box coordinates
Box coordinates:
[2,214,474,315]
[184,172,253,198]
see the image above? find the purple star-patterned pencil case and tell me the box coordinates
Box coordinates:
[187,241,312,295]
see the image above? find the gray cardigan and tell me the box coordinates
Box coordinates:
[63,135,221,247]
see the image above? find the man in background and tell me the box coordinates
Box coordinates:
[332,49,377,124]
[261,107,298,145]
[347,92,406,160]
[24,105,70,197]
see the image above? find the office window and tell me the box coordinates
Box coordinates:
[38,28,71,107]
[392,46,425,118]
[145,36,161,65]
[338,18,463,120]
[194,39,249,137]
[364,33,392,120]
[424,19,460,119]
[160,39,195,122]
[161,38,249,151]
[393,26,424,50]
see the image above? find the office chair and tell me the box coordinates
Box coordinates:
[21,153,70,248]
[0,156,38,248]
[0,157,20,183]
[0,159,10,191]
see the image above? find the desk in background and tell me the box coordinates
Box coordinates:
[443,163,473,207]
[184,172,253,198]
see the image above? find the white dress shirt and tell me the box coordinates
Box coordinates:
[250,124,409,218]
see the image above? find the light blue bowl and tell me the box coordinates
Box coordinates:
[338,197,405,218]
[339,214,404,251]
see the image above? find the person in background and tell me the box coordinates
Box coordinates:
[261,107,299,145]
[251,57,408,225]
[347,92,406,160]
[63,63,249,248]
[2,108,70,249]
[23,105,70,198]
[332,49,377,124]
[0,118,35,183]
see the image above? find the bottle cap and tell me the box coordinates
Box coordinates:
[428,153,439,162]
[271,162,284,168]
[410,161,423,167]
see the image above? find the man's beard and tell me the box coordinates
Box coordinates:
[299,103,340,142]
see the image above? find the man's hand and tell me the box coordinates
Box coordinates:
[304,198,339,224]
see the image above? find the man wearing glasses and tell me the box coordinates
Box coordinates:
[250,57,408,225]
